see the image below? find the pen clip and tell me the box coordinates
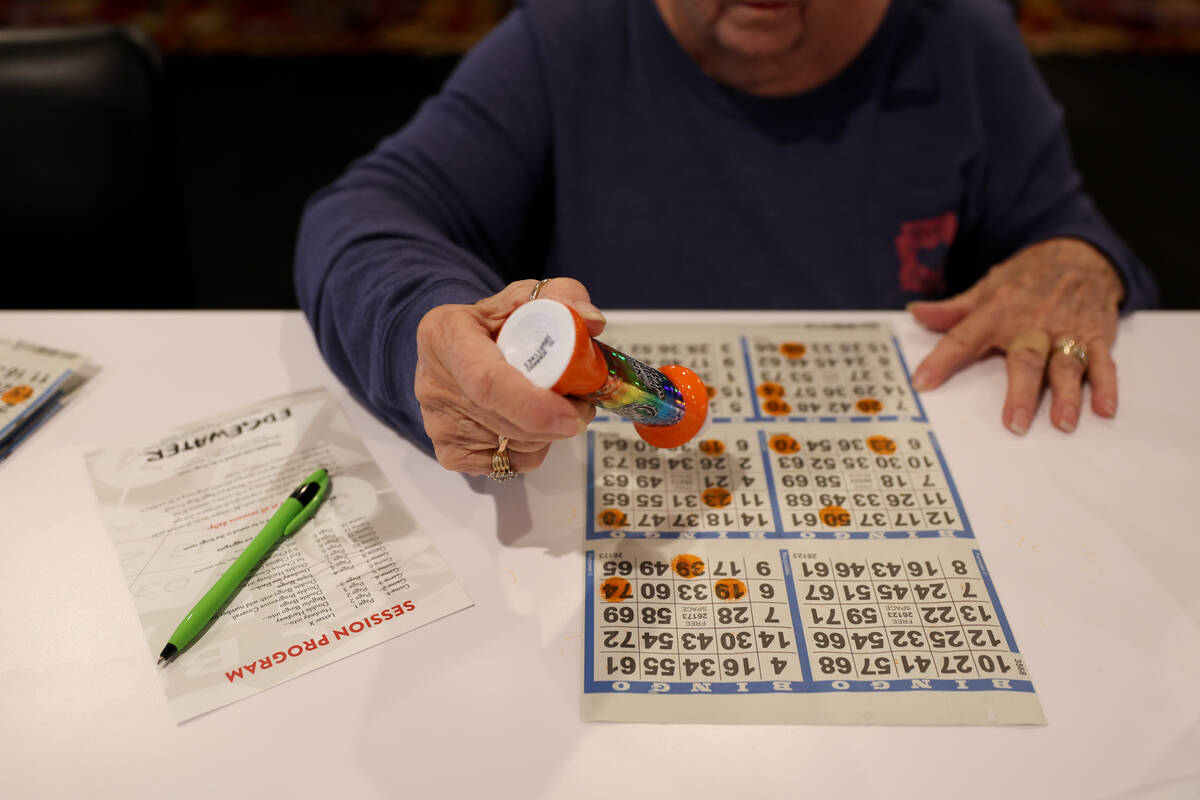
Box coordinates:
[283,468,330,537]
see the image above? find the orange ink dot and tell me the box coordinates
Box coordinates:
[698,439,726,456]
[600,577,632,602]
[856,397,883,414]
[701,487,732,508]
[706,384,717,399]
[779,342,807,359]
[769,434,800,454]
[757,382,784,398]
[671,553,706,579]
[763,398,792,416]
[1,384,33,405]
[597,508,628,528]
[714,578,748,601]
[820,505,851,527]
[866,435,896,455]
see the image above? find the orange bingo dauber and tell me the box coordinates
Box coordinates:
[496,299,708,449]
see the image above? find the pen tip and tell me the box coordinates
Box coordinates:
[158,643,177,665]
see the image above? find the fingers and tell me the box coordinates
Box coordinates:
[532,277,608,337]
[1087,344,1118,418]
[431,435,554,477]
[476,278,608,337]
[1045,336,1085,432]
[910,303,997,391]
[416,284,607,477]
[1002,330,1051,435]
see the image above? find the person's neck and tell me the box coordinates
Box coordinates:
[660,0,892,97]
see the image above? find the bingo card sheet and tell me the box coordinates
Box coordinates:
[581,322,1045,725]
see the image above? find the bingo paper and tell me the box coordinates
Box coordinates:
[580,323,1043,725]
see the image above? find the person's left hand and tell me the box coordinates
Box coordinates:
[907,237,1125,435]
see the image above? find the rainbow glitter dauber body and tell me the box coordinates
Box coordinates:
[496,299,708,449]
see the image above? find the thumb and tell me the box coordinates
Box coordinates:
[537,277,607,338]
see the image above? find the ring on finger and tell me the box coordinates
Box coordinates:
[1052,337,1088,369]
[529,279,551,301]
[488,436,517,482]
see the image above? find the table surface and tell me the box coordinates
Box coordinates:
[1,310,1197,799]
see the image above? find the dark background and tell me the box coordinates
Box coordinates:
[166,51,1199,309]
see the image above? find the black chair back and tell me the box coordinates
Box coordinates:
[0,26,192,308]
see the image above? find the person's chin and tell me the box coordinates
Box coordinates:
[717,2,806,58]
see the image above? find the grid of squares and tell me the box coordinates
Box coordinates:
[745,326,918,421]
[765,425,965,535]
[792,550,1028,683]
[591,429,772,535]
[593,551,804,684]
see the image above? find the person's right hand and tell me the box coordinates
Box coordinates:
[414,278,607,476]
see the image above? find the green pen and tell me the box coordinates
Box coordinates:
[157,468,331,665]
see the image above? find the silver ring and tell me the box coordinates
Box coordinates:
[529,279,551,301]
[1052,337,1088,369]
[487,436,516,481]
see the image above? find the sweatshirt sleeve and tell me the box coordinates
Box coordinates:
[955,1,1159,310]
[294,8,552,452]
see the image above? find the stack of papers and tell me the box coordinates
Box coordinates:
[0,339,93,462]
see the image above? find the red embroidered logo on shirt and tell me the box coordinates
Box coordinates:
[895,212,957,294]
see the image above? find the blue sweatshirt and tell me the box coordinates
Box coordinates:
[295,0,1158,451]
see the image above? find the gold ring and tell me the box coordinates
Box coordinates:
[488,436,516,481]
[529,279,551,301]
[1052,337,1088,369]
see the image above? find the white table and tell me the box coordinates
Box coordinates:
[1,310,1197,799]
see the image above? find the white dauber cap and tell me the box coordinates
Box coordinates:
[496,299,582,390]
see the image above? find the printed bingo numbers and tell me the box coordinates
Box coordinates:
[582,323,1044,725]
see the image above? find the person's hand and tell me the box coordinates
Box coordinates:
[908,238,1125,434]
[414,278,607,476]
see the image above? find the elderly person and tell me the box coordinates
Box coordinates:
[296,0,1157,477]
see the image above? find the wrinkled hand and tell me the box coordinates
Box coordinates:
[415,278,607,475]
[908,238,1125,434]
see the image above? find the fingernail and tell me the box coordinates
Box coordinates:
[1008,408,1030,436]
[1098,395,1117,416]
[1057,405,1078,433]
[576,416,590,436]
[911,367,931,391]
[573,302,606,324]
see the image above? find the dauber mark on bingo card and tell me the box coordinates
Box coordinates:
[769,434,800,454]
[757,382,784,398]
[671,554,705,579]
[820,505,851,527]
[763,399,792,416]
[714,578,748,601]
[597,508,628,528]
[2,384,33,404]
[866,435,896,455]
[779,342,807,359]
[698,439,725,456]
[600,577,632,602]
[856,397,883,414]
[701,487,732,508]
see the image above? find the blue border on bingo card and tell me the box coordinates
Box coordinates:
[586,429,597,538]
[758,429,786,534]
[584,677,1036,695]
[740,335,766,422]
[781,549,814,683]
[584,551,597,687]
[973,549,1021,653]
[892,335,929,423]
[928,429,974,539]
